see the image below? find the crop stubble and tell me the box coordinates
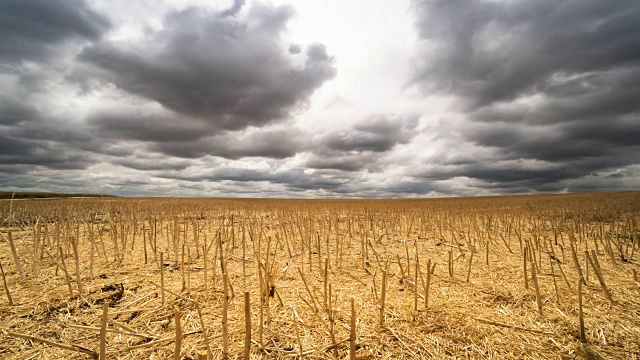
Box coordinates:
[0,192,639,359]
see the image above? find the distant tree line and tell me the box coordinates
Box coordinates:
[0,192,116,199]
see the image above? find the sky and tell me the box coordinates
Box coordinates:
[1,0,639,198]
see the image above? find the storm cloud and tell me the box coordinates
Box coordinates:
[0,0,110,64]
[0,0,638,197]
[412,0,640,192]
[298,114,420,174]
[79,4,336,132]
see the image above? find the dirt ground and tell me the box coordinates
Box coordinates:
[1,192,639,359]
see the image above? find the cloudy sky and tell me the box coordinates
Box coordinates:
[1,0,639,197]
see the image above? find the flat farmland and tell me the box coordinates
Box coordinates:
[1,192,639,359]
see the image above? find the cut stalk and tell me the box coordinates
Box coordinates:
[58,247,74,297]
[100,302,108,360]
[379,270,387,328]
[174,306,182,360]
[466,245,475,282]
[143,228,148,264]
[570,243,586,285]
[244,291,251,360]
[531,261,543,316]
[222,272,229,359]
[8,331,97,357]
[413,256,419,312]
[584,251,589,283]
[203,244,208,300]
[294,306,304,358]
[181,244,186,291]
[425,259,432,311]
[70,237,84,295]
[549,258,560,304]
[328,283,336,346]
[0,262,14,306]
[160,252,165,305]
[89,224,95,279]
[7,232,25,280]
[523,246,528,289]
[578,278,586,343]
[194,301,213,359]
[587,250,612,301]
[350,297,356,360]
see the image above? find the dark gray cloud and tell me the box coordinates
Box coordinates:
[0,93,97,170]
[305,154,372,172]
[414,0,640,108]
[315,115,418,153]
[79,3,336,132]
[289,43,302,54]
[115,157,191,172]
[148,127,304,160]
[0,0,335,196]
[303,114,419,172]
[0,134,90,170]
[0,0,110,64]
[413,0,640,192]
[220,0,246,18]
[0,97,39,126]
[89,111,208,143]
[158,167,348,193]
[0,0,111,173]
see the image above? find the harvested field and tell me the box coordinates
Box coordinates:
[1,192,639,359]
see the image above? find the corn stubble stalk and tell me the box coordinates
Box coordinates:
[181,243,186,291]
[350,297,356,360]
[466,245,475,282]
[549,258,560,303]
[293,305,304,358]
[194,301,213,359]
[70,236,84,295]
[0,261,14,305]
[89,223,95,278]
[448,250,453,279]
[160,252,165,305]
[7,231,25,280]
[244,291,251,359]
[174,306,182,360]
[584,251,589,283]
[570,241,587,286]
[578,278,586,343]
[58,246,74,297]
[379,269,387,328]
[424,259,434,311]
[523,246,528,289]
[327,283,337,346]
[222,272,230,359]
[100,302,108,360]
[586,250,613,301]
[413,255,419,313]
[531,259,543,316]
[8,331,97,357]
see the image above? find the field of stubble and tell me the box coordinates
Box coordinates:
[1,192,639,359]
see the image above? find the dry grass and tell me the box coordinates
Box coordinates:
[1,192,639,359]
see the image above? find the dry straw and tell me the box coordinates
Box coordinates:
[1,193,639,358]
